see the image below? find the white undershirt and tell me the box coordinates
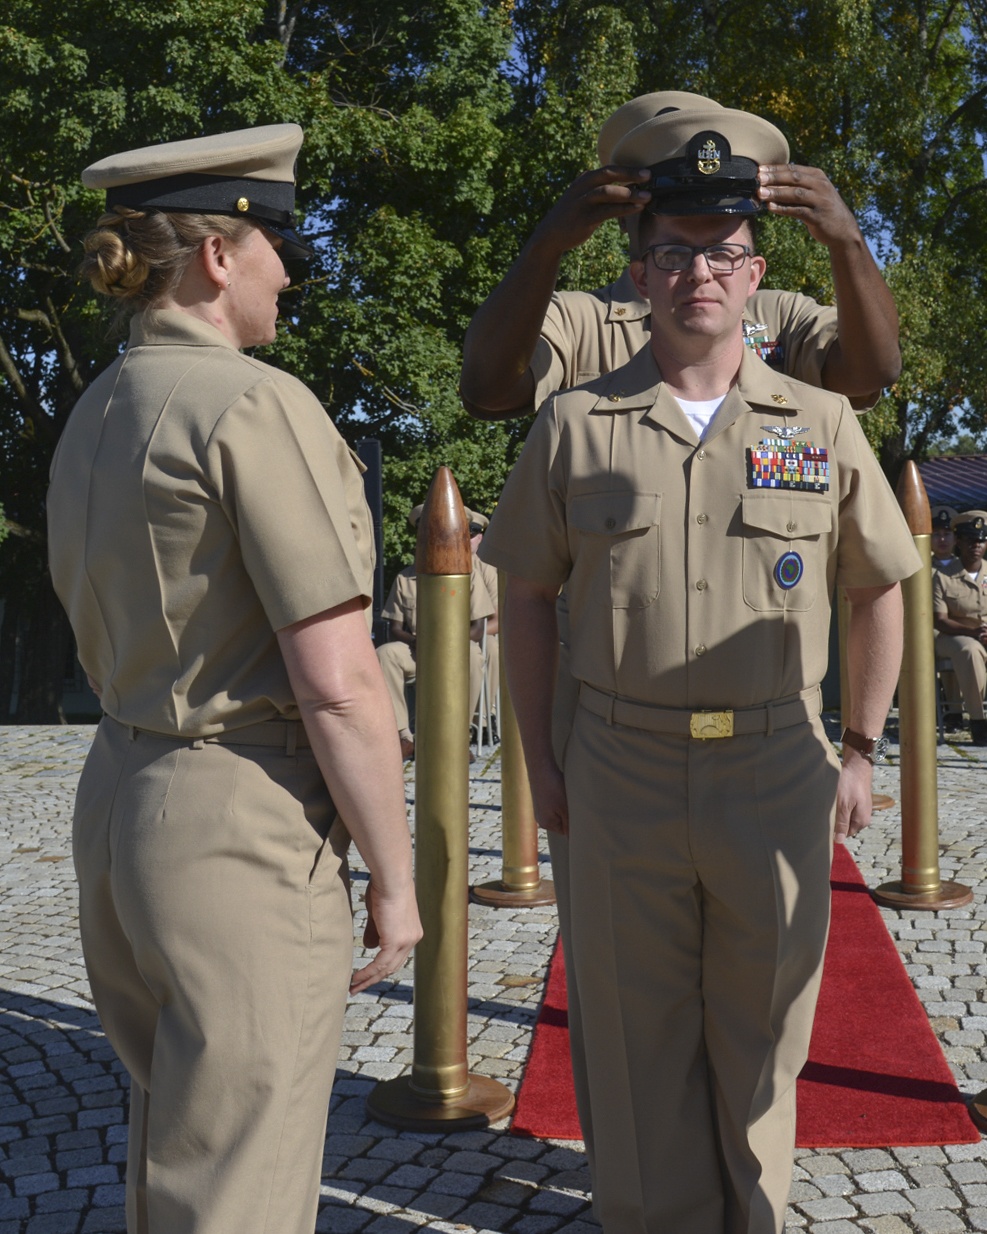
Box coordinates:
[675,395,726,440]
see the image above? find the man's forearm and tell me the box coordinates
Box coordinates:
[822,235,902,400]
[503,575,561,769]
[844,582,904,732]
[459,235,562,419]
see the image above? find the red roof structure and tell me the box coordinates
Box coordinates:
[918,455,987,512]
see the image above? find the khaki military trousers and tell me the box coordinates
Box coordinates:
[562,702,838,1234]
[73,716,354,1234]
[376,639,485,740]
[935,632,987,719]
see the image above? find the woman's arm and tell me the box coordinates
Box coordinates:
[277,597,422,993]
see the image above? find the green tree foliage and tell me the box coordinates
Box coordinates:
[2,0,986,716]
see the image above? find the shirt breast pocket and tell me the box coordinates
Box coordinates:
[569,491,660,610]
[741,493,831,613]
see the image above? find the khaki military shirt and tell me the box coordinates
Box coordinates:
[529,270,841,415]
[933,560,987,629]
[48,310,373,736]
[481,345,920,710]
[382,560,495,635]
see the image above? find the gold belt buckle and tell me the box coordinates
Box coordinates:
[689,710,734,739]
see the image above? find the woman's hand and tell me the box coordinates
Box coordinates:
[350,878,423,995]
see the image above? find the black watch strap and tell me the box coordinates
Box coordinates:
[841,727,888,765]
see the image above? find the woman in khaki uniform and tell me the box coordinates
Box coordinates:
[47,125,421,1234]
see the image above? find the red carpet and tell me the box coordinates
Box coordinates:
[512,845,979,1146]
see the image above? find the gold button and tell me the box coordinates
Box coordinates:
[236,197,250,212]
[697,449,707,460]
[787,521,797,533]
[695,644,707,656]
[608,393,622,402]
[697,513,708,524]
[696,579,707,591]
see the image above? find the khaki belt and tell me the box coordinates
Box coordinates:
[578,682,822,739]
[106,715,310,752]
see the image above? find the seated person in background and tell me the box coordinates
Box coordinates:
[468,509,500,740]
[930,505,963,730]
[376,503,495,760]
[931,506,958,572]
[934,511,987,745]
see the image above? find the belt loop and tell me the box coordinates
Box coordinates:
[191,738,204,750]
[128,724,137,742]
[286,723,298,756]
[765,702,774,738]
[604,694,614,726]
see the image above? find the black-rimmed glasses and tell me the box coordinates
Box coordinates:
[644,243,752,273]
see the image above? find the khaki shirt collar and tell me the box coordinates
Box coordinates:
[129,309,239,351]
[590,340,815,446]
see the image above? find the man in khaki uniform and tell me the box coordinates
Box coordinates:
[934,511,987,744]
[377,504,495,758]
[481,105,919,1234]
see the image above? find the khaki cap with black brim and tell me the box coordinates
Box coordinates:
[82,124,313,260]
[612,106,789,216]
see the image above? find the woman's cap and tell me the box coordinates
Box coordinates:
[931,505,958,530]
[82,124,313,260]
[612,106,789,215]
[597,91,722,166]
[954,511,987,540]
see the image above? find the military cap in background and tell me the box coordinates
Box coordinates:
[597,90,721,165]
[464,509,489,533]
[409,504,424,528]
[82,124,312,260]
[931,505,958,530]
[611,105,789,216]
[954,510,987,539]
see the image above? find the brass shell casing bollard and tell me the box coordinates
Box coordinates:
[872,461,971,911]
[471,569,555,908]
[367,467,514,1130]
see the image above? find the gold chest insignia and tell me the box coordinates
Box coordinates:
[697,139,721,176]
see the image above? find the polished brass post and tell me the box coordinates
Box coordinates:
[872,461,971,911]
[367,467,514,1130]
[471,570,555,908]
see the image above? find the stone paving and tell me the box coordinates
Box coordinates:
[1,719,987,1233]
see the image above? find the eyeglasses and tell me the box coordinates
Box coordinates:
[468,523,485,536]
[644,242,753,273]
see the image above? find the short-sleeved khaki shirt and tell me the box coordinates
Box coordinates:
[381,560,496,636]
[481,345,920,710]
[933,561,987,629]
[529,269,841,415]
[48,310,373,735]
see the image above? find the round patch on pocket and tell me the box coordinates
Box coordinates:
[774,551,804,590]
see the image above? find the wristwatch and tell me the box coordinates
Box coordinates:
[840,727,889,765]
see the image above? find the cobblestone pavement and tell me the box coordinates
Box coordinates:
[2,720,987,1234]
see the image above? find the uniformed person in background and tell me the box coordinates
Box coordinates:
[467,508,500,741]
[460,89,902,422]
[931,505,958,572]
[930,506,963,730]
[934,511,987,745]
[480,105,919,1234]
[47,125,422,1234]
[376,503,495,760]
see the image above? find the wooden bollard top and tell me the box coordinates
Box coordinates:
[895,459,931,536]
[416,466,471,575]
